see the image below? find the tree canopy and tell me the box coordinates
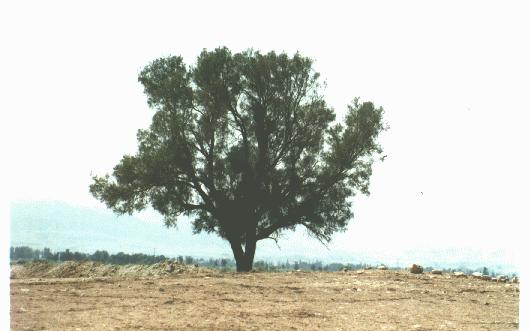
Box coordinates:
[90,47,386,271]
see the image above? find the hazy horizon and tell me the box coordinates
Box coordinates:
[9,200,519,276]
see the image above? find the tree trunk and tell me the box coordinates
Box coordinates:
[229,240,246,272]
[235,254,253,272]
[229,237,257,272]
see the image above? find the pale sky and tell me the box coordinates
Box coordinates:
[2,1,529,260]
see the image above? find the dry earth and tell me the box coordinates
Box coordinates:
[10,262,519,330]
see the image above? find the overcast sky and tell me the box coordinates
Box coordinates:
[2,1,529,260]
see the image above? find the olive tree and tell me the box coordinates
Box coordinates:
[90,47,386,271]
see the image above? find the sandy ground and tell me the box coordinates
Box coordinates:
[11,267,519,330]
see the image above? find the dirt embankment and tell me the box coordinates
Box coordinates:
[10,262,519,331]
[10,260,209,279]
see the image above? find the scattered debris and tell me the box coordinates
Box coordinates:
[496,275,508,283]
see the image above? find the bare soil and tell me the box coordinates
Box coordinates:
[10,262,519,330]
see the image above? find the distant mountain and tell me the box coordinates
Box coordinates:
[10,201,519,274]
[10,201,231,258]
[9,201,334,261]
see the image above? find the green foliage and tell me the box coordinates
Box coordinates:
[90,47,386,271]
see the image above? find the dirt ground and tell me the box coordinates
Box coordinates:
[10,263,519,331]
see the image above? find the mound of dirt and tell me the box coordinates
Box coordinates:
[10,260,212,279]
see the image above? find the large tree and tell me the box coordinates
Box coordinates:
[90,47,386,271]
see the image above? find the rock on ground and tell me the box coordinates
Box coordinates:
[410,264,423,274]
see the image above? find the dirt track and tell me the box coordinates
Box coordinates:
[11,266,519,330]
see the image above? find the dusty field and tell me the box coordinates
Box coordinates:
[11,263,519,330]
